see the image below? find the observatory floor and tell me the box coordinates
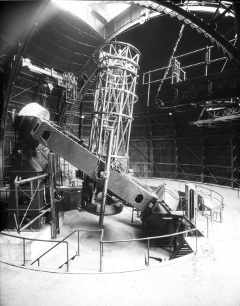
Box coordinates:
[1,181,240,306]
[34,206,170,272]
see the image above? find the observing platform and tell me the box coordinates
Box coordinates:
[1,180,240,306]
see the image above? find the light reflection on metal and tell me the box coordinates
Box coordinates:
[189,107,240,126]
[89,41,140,170]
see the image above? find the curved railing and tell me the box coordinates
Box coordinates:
[195,184,224,207]
[31,229,103,271]
[164,188,179,201]
[0,225,198,273]
[0,232,68,268]
[99,227,198,272]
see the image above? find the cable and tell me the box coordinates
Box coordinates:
[154,24,185,103]
[10,84,37,100]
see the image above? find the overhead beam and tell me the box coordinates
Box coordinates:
[189,113,240,125]
[132,1,238,65]
[209,4,233,26]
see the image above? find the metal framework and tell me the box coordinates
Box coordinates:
[133,1,238,65]
[13,174,49,233]
[143,45,239,110]
[142,44,240,133]
[89,42,140,169]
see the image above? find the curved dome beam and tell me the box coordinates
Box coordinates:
[132,1,238,66]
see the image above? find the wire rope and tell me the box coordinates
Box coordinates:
[154,24,185,103]
[10,84,37,100]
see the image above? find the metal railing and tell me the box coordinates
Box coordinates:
[14,174,49,233]
[164,188,179,200]
[195,208,209,238]
[0,229,103,272]
[99,227,198,272]
[0,232,68,268]
[195,184,224,208]
[142,45,229,107]
[31,229,103,271]
[143,45,227,86]
[143,63,186,85]
[1,225,198,273]
[164,188,185,211]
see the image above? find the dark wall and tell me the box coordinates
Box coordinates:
[119,13,239,187]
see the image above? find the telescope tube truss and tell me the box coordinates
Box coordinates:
[89,42,140,170]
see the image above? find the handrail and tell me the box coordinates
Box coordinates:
[0,229,103,272]
[195,184,224,207]
[99,227,198,272]
[143,65,186,85]
[195,208,209,238]
[169,215,185,246]
[0,232,67,268]
[31,229,103,271]
[164,188,179,201]
[142,44,228,88]
[164,188,185,210]
[1,226,199,272]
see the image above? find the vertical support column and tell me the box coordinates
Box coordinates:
[230,134,239,188]
[230,135,234,188]
[149,134,154,178]
[79,101,83,139]
[171,58,179,99]
[233,3,240,71]
[201,129,205,183]
[99,128,114,225]
[49,152,57,239]
[175,137,178,180]
[205,46,210,76]
[0,142,3,187]
[173,114,178,180]
[146,112,154,178]
[147,73,151,108]
[14,180,20,233]
[236,135,240,189]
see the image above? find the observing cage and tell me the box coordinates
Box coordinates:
[89,41,140,171]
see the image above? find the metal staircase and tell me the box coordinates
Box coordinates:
[65,72,97,131]
[169,234,193,260]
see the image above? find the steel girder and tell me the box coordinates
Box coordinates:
[132,1,238,65]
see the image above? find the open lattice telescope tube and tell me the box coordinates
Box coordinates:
[89,41,140,170]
